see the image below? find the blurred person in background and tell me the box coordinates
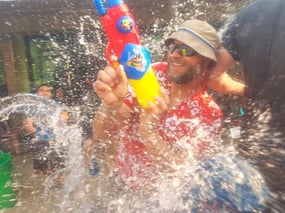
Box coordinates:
[220,0,285,210]
[23,84,69,174]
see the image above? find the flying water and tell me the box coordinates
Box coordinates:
[0,0,280,212]
[0,92,268,213]
[0,94,95,212]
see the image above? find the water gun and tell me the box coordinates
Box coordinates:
[93,0,160,108]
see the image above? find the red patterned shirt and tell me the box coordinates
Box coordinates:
[116,62,223,187]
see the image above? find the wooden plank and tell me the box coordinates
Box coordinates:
[1,39,18,94]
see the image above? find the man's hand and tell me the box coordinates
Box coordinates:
[139,88,169,135]
[93,64,128,109]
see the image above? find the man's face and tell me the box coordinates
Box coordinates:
[37,86,52,99]
[167,40,203,84]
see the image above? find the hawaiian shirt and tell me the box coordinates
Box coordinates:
[116,62,223,188]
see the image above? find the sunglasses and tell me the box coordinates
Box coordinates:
[167,43,197,57]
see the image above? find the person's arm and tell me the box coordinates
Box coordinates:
[87,102,131,171]
[83,63,130,169]
[207,46,246,95]
[92,102,131,144]
[23,117,37,134]
[139,90,187,168]
[92,64,129,143]
[207,72,246,95]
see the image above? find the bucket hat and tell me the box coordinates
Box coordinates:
[165,19,220,61]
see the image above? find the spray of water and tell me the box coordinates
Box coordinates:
[0,94,97,212]
[0,0,275,212]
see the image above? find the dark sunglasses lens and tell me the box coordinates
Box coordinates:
[178,45,196,57]
[167,44,196,57]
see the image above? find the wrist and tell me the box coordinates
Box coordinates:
[102,102,123,114]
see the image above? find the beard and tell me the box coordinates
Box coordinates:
[168,70,194,84]
[168,64,202,84]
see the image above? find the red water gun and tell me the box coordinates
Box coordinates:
[93,0,160,108]
[93,0,140,63]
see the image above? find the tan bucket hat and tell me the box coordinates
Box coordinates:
[165,19,221,61]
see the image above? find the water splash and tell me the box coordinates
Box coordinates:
[0,0,275,211]
[85,134,269,212]
[0,94,94,212]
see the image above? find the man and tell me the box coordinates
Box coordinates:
[93,19,222,178]
[221,0,285,210]
[92,19,267,211]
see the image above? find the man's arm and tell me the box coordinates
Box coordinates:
[84,63,130,168]
[207,46,246,96]
[83,102,131,171]
[92,102,131,143]
[139,113,187,168]
[207,72,245,95]
[92,63,129,142]
[139,92,187,168]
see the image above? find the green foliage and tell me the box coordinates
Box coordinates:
[28,36,61,87]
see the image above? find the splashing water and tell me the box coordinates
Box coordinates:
[0,94,95,212]
[1,0,278,212]
[0,94,269,212]
[97,137,269,212]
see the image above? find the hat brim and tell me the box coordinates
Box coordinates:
[165,31,217,62]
